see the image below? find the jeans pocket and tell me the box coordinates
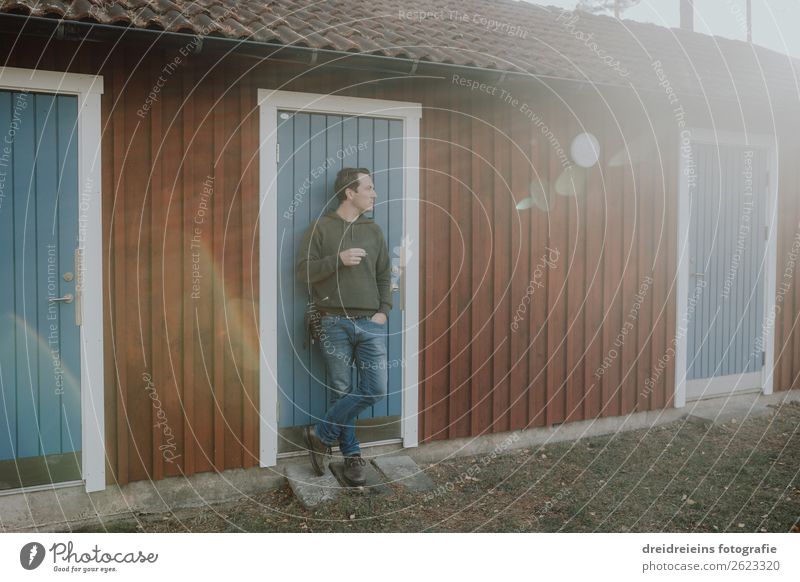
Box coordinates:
[319,315,337,333]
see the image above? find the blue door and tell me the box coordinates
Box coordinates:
[686,143,767,399]
[276,111,404,451]
[0,90,81,489]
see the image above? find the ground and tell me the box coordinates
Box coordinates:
[76,401,799,533]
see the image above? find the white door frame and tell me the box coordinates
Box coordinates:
[0,67,105,492]
[257,89,421,467]
[675,128,778,407]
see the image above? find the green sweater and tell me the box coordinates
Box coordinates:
[296,210,392,317]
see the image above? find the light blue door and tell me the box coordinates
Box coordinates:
[687,143,767,393]
[0,90,81,488]
[276,111,403,448]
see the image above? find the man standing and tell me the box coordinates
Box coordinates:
[296,167,391,486]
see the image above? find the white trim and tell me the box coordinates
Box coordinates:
[0,67,103,97]
[78,90,105,493]
[762,140,779,397]
[258,94,279,467]
[258,91,423,122]
[0,480,83,497]
[675,133,691,409]
[401,104,421,450]
[674,129,778,408]
[0,67,105,492]
[257,89,421,467]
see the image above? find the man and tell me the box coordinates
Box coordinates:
[295,167,391,486]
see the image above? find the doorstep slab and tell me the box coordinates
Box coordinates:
[371,455,435,492]
[685,391,779,426]
[329,462,391,495]
[284,464,341,508]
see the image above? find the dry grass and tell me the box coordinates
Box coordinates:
[75,401,800,533]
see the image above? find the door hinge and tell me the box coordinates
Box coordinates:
[276,142,280,164]
[762,351,766,366]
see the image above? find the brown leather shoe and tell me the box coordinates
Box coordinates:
[303,425,331,476]
[343,455,367,486]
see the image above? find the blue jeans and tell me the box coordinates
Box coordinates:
[314,314,388,457]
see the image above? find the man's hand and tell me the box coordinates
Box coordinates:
[339,248,367,266]
[371,312,388,325]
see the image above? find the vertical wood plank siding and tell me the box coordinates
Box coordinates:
[2,40,797,486]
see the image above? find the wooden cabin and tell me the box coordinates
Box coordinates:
[0,1,798,502]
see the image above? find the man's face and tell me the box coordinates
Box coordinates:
[347,173,376,213]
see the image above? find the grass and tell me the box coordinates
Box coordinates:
[74,400,800,533]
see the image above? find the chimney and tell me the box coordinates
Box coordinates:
[680,0,693,32]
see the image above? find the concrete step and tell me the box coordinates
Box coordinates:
[329,461,391,495]
[685,391,785,426]
[284,464,341,509]
[371,455,435,492]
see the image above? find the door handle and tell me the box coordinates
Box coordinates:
[74,248,83,326]
[49,294,74,303]
[691,272,705,278]
[399,269,405,312]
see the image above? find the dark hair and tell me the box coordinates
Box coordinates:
[334,167,370,202]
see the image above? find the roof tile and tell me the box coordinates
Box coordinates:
[0,0,795,103]
[274,23,306,46]
[161,9,194,32]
